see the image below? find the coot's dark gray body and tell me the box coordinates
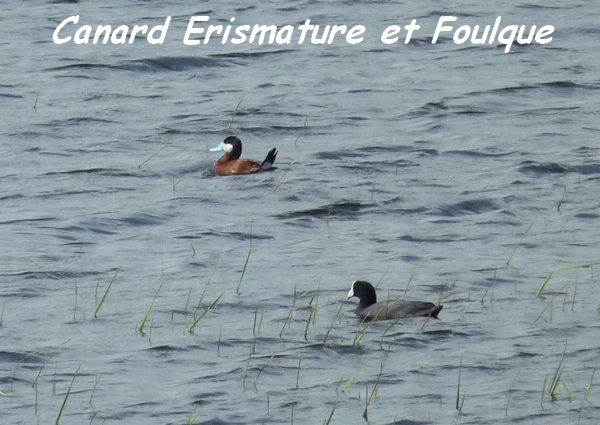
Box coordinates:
[347,280,443,321]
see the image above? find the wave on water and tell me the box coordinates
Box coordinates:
[446,149,516,158]
[47,55,236,74]
[0,350,48,364]
[176,229,273,241]
[518,161,570,174]
[209,49,295,58]
[274,200,373,220]
[431,198,501,217]
[118,56,234,72]
[472,80,599,96]
[1,269,102,281]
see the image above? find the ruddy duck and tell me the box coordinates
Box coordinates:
[210,136,277,176]
[347,280,443,322]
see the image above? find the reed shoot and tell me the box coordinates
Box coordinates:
[274,117,307,191]
[353,322,372,346]
[55,365,80,425]
[251,309,263,355]
[585,368,596,401]
[280,288,298,338]
[184,287,193,314]
[294,116,308,147]
[195,283,208,309]
[253,352,277,388]
[537,263,595,296]
[364,352,387,421]
[94,267,121,318]
[322,303,344,344]
[339,369,360,394]
[323,404,336,425]
[296,355,304,389]
[303,295,317,341]
[217,330,222,357]
[138,143,167,168]
[480,266,498,304]
[455,358,466,422]
[504,366,522,416]
[138,283,162,334]
[73,283,78,321]
[89,373,100,405]
[187,409,198,425]
[252,308,264,337]
[548,343,568,400]
[185,292,224,334]
[506,223,532,266]
[236,247,252,295]
[229,98,244,130]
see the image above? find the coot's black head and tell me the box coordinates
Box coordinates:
[210,135,243,159]
[347,280,377,308]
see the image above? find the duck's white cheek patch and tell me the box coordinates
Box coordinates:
[223,144,234,153]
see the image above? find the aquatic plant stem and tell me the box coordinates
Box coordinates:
[339,368,360,394]
[504,366,522,416]
[138,143,167,168]
[73,283,78,321]
[296,355,304,389]
[251,309,263,354]
[548,342,568,400]
[94,266,121,318]
[185,292,224,334]
[480,266,497,304]
[353,321,372,346]
[138,282,162,334]
[577,368,596,424]
[537,263,595,296]
[322,303,344,344]
[254,352,277,388]
[55,365,80,425]
[506,223,532,266]
[323,404,336,425]
[187,409,198,425]
[229,98,244,130]
[455,358,466,423]
[236,246,252,295]
[363,351,388,421]
[89,373,101,405]
[304,295,317,341]
[275,117,308,192]
[279,288,297,338]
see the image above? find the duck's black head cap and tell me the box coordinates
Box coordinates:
[223,136,243,158]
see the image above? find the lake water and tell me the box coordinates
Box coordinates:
[1,1,599,424]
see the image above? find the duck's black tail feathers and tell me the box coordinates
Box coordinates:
[260,148,278,170]
[427,304,443,319]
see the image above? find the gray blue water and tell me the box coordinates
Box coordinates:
[1,1,599,424]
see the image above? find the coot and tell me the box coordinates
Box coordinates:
[347,280,443,321]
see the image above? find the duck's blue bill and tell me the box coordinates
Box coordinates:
[209,142,225,152]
